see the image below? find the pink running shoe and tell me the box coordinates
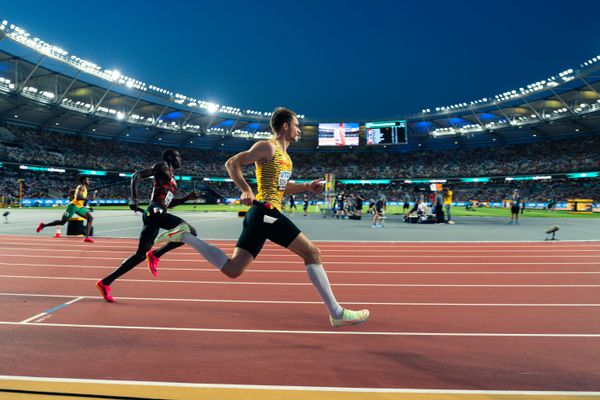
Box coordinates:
[36,222,44,233]
[96,280,114,302]
[146,250,160,277]
[84,237,95,243]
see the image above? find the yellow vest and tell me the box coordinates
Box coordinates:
[256,140,293,210]
[70,185,87,208]
[443,190,453,205]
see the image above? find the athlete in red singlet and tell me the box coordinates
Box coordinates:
[96,149,198,302]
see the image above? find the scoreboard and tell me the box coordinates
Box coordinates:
[365,120,407,145]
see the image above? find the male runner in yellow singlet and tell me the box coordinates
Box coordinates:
[36,175,95,243]
[152,107,369,327]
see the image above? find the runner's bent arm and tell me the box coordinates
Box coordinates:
[129,167,154,211]
[284,179,324,195]
[168,190,198,208]
[225,141,274,205]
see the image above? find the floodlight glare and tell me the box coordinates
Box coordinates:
[207,103,219,114]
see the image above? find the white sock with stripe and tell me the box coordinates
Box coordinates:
[181,232,228,270]
[306,263,344,319]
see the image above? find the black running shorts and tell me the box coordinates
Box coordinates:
[236,201,301,258]
[139,203,187,245]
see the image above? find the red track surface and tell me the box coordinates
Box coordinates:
[1,235,600,392]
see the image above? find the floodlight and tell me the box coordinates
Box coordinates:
[207,103,219,114]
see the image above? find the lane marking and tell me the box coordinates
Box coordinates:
[2,252,600,264]
[2,274,600,287]
[1,237,599,245]
[2,292,600,307]
[2,260,600,267]
[2,321,600,337]
[2,262,600,274]
[3,243,600,253]
[19,297,84,324]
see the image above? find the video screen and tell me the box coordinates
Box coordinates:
[318,122,359,146]
[365,120,407,145]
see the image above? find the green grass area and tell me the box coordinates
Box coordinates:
[23,203,598,218]
[442,206,600,219]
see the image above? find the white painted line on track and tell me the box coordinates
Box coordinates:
[1,320,600,337]
[19,296,84,323]
[2,292,600,307]
[2,253,600,261]
[2,274,600,287]
[3,236,600,245]
[2,262,599,274]
[0,241,600,250]
[3,243,600,253]
[1,375,599,396]
[3,259,600,266]
[231,261,600,265]
[18,312,47,324]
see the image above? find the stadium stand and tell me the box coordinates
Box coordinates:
[1,125,598,204]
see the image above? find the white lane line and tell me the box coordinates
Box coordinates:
[1,321,600,337]
[19,296,84,323]
[1,238,599,246]
[3,235,600,249]
[2,252,599,259]
[2,260,600,267]
[2,292,600,307]
[1,375,599,396]
[2,262,600,274]
[4,259,600,266]
[19,312,48,324]
[1,274,600,287]
[2,243,600,253]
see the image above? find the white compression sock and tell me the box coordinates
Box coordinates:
[181,232,228,270]
[306,263,344,319]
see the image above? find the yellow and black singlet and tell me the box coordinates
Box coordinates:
[255,140,292,211]
[71,185,87,208]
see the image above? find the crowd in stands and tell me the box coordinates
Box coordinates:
[1,126,599,179]
[0,125,599,204]
[0,126,231,176]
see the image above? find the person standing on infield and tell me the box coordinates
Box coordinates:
[509,189,522,224]
[443,187,454,224]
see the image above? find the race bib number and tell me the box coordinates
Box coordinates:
[164,191,174,207]
[278,171,291,191]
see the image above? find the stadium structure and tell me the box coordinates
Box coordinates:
[1,18,600,150]
[0,18,599,208]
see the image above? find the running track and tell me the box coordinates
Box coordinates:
[1,235,600,400]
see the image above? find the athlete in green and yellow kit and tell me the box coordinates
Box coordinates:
[36,175,95,243]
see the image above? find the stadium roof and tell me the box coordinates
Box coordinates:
[1,18,600,152]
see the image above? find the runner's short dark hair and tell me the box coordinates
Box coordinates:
[270,107,296,134]
[162,149,179,161]
[79,175,88,183]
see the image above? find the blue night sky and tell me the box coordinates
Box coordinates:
[2,0,600,120]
